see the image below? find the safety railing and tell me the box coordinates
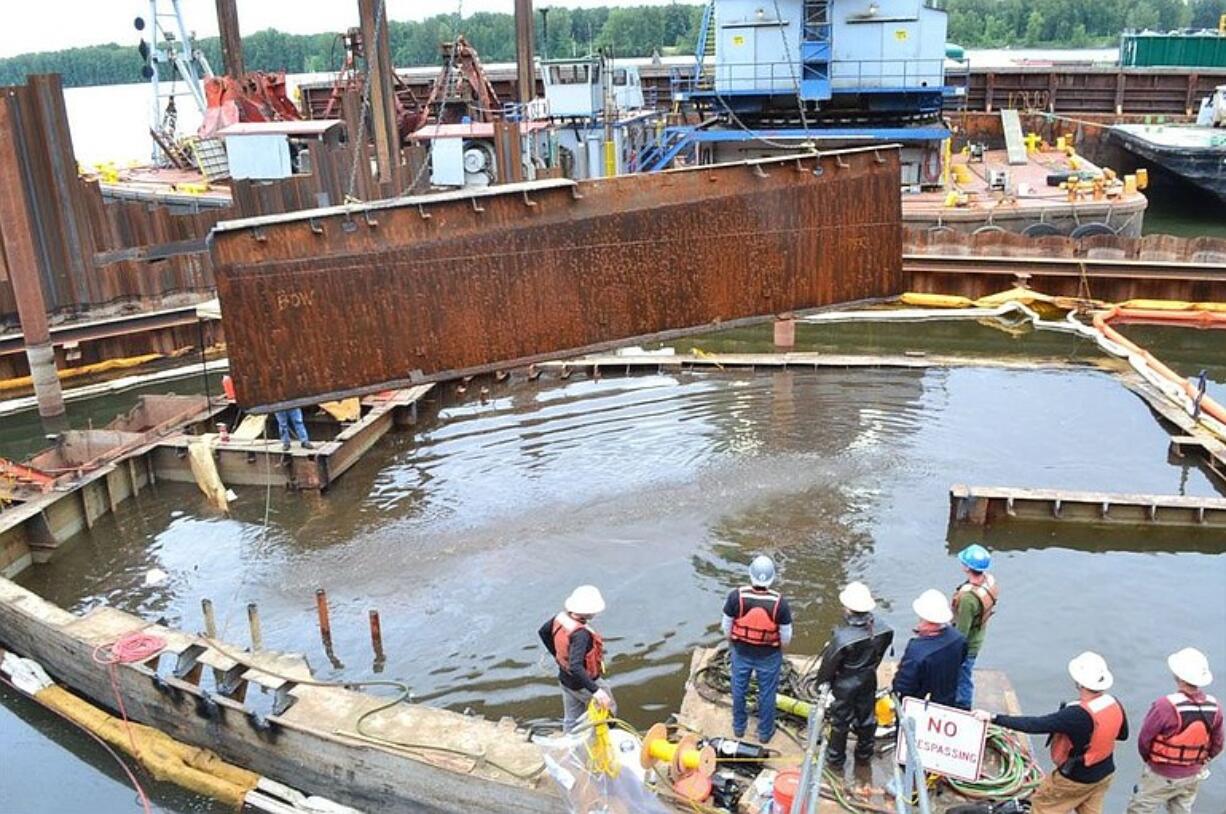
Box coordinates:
[829,58,948,90]
[672,59,949,97]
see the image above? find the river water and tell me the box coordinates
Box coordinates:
[2,319,1224,813]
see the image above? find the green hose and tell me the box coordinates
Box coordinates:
[944,726,1043,799]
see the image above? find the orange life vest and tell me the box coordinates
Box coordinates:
[551,612,604,679]
[951,573,999,626]
[1150,692,1219,768]
[729,587,782,648]
[1050,693,1124,769]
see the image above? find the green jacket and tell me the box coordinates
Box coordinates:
[953,591,988,655]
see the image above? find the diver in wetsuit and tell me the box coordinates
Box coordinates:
[813,581,894,769]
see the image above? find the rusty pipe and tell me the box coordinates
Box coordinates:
[247,602,263,650]
[0,91,65,429]
[201,598,217,639]
[315,588,333,644]
[369,609,384,658]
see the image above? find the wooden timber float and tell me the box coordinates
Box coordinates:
[0,577,564,813]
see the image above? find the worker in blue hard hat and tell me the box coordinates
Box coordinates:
[721,554,793,744]
[951,543,1000,708]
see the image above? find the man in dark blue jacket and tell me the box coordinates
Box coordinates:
[892,588,967,708]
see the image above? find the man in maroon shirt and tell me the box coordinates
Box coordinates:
[1125,647,1222,814]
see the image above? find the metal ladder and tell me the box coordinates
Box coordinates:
[141,0,214,160]
[1001,109,1029,166]
[801,0,833,101]
[692,1,716,89]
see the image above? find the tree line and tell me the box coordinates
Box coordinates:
[1,0,1224,89]
[946,0,1224,49]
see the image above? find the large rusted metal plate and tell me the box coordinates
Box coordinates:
[211,148,904,411]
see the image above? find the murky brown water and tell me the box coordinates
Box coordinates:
[4,320,1225,813]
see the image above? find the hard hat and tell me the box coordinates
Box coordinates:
[564,585,606,616]
[1168,647,1213,688]
[838,581,876,613]
[748,555,776,588]
[1068,651,1114,692]
[958,544,992,572]
[912,589,953,625]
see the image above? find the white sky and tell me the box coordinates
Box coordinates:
[0,1,694,59]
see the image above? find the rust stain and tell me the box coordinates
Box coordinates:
[212,149,905,411]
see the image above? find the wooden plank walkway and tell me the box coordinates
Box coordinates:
[950,484,1226,529]
[537,352,1115,374]
[152,385,433,491]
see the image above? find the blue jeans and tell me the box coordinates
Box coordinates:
[956,653,976,709]
[274,408,310,445]
[730,646,782,741]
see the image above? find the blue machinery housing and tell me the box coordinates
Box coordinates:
[646,0,961,176]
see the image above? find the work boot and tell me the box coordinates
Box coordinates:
[826,728,849,769]
[281,441,291,452]
[854,726,877,762]
[301,440,314,450]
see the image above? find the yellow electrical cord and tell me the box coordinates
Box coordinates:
[584,701,620,778]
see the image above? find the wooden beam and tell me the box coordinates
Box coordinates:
[949,484,1226,529]
[215,0,245,78]
[357,0,402,194]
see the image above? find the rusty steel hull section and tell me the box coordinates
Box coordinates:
[212,149,903,411]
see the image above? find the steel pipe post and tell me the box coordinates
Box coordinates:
[0,91,65,431]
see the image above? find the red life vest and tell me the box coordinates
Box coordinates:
[1150,692,1220,768]
[1050,693,1124,769]
[551,612,604,679]
[951,574,999,626]
[729,587,782,648]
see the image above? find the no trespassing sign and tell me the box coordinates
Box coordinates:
[895,698,988,782]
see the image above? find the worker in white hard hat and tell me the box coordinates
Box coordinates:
[974,651,1129,814]
[892,589,966,708]
[538,585,614,732]
[813,582,893,769]
[1126,647,1222,814]
[721,554,793,743]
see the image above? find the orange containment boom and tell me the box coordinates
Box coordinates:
[1094,305,1226,426]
